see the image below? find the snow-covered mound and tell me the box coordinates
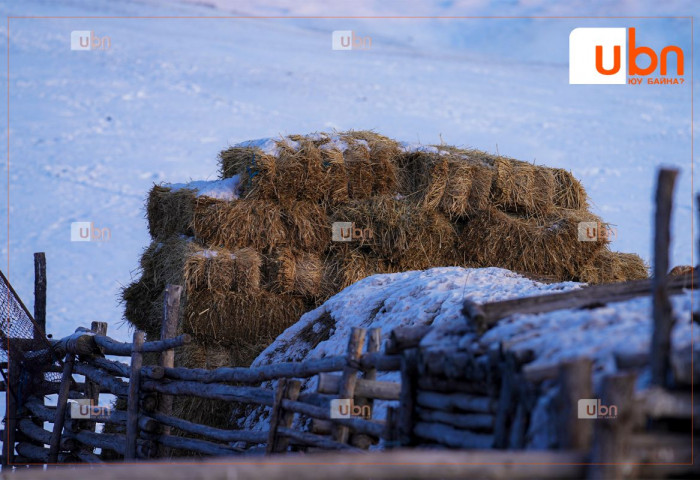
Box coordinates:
[241,266,696,437]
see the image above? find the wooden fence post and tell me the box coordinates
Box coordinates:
[651,168,678,387]
[157,284,182,458]
[125,331,145,461]
[398,348,419,447]
[589,372,637,479]
[332,328,366,444]
[266,378,302,454]
[556,357,593,450]
[33,253,46,332]
[351,328,381,449]
[48,354,75,463]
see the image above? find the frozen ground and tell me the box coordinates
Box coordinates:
[0,1,696,347]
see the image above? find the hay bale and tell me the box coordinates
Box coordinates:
[183,290,307,347]
[184,246,262,294]
[283,201,332,252]
[319,143,349,205]
[670,265,694,276]
[579,250,648,284]
[618,253,649,281]
[490,158,555,216]
[459,207,606,281]
[399,150,493,218]
[193,199,287,254]
[345,130,400,195]
[332,197,458,266]
[322,247,393,295]
[267,248,323,297]
[551,168,588,210]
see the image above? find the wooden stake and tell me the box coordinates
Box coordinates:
[351,328,381,448]
[398,348,419,446]
[556,357,593,450]
[48,354,75,463]
[651,168,678,387]
[332,328,366,444]
[267,379,301,454]
[157,284,182,458]
[33,253,46,332]
[125,331,145,461]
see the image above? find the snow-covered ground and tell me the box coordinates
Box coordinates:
[0,0,696,344]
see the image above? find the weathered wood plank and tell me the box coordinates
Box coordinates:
[147,412,267,444]
[556,358,593,450]
[333,327,366,444]
[317,373,400,400]
[48,354,75,463]
[416,391,496,414]
[125,331,145,460]
[398,349,418,447]
[158,284,182,457]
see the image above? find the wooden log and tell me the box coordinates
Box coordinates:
[93,333,190,357]
[63,424,131,456]
[493,352,517,449]
[508,402,526,449]
[87,356,130,379]
[310,419,333,436]
[414,422,494,449]
[351,328,382,449]
[398,349,418,447]
[267,378,302,454]
[416,407,494,430]
[279,399,385,438]
[125,330,145,461]
[147,433,241,457]
[140,393,159,413]
[469,271,696,333]
[158,284,182,456]
[141,379,275,406]
[613,350,648,370]
[25,396,127,425]
[72,361,129,396]
[651,168,678,387]
[4,350,18,465]
[48,354,75,463]
[75,450,103,464]
[589,372,637,479]
[15,443,74,463]
[82,320,109,456]
[50,331,101,357]
[317,373,400,400]
[333,328,366,444]
[636,386,699,418]
[416,391,496,414]
[147,412,268,444]
[556,358,593,450]
[33,252,47,332]
[276,427,363,452]
[360,352,401,372]
[385,325,431,354]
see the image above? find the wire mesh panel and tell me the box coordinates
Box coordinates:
[1,269,61,383]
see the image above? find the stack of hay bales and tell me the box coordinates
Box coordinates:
[121,131,647,435]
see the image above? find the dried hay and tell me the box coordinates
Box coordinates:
[274,139,330,202]
[322,247,393,294]
[147,186,224,240]
[551,168,588,210]
[184,246,262,294]
[399,151,493,218]
[332,197,458,265]
[193,199,287,254]
[319,144,349,205]
[670,265,694,276]
[267,248,323,298]
[183,290,306,347]
[490,158,555,216]
[345,130,400,195]
[282,201,332,253]
[459,207,607,281]
[579,250,648,284]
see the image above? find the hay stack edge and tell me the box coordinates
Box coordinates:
[120,130,647,433]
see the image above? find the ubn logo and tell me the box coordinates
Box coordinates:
[578,399,618,419]
[332,222,373,242]
[71,221,111,242]
[70,399,112,419]
[71,31,111,51]
[330,399,372,419]
[569,28,684,84]
[332,31,372,50]
[578,221,617,242]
